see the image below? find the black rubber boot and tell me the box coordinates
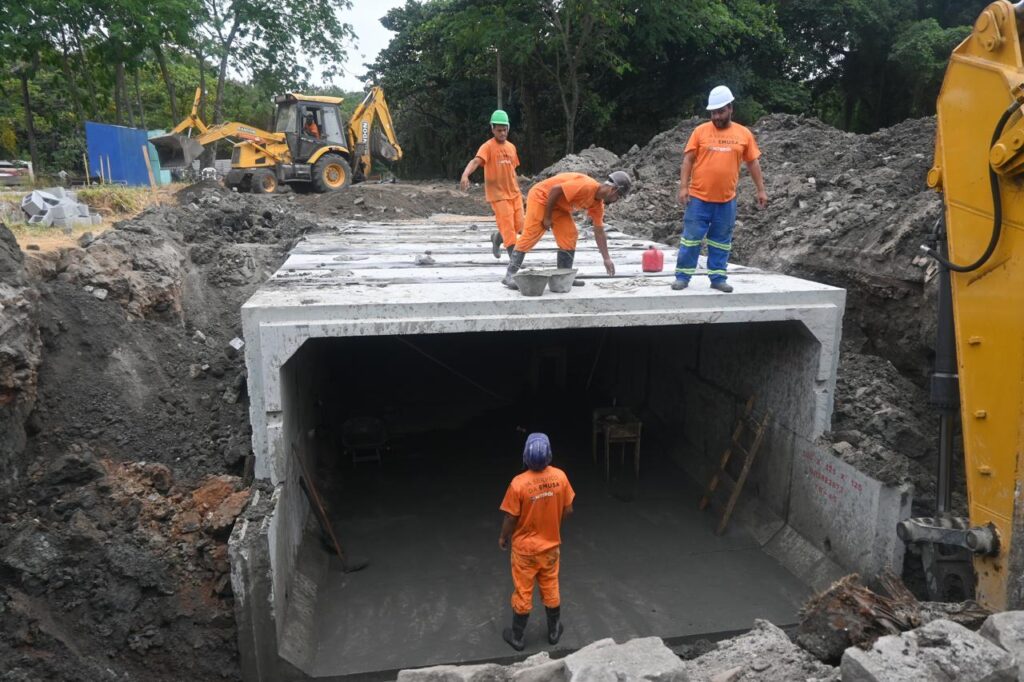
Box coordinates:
[503,250,526,289]
[502,612,529,651]
[546,606,564,645]
[490,230,503,259]
[556,249,575,269]
[506,246,515,259]
[710,280,733,293]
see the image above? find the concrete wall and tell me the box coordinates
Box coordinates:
[269,341,323,666]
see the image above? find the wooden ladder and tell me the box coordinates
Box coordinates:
[699,397,772,535]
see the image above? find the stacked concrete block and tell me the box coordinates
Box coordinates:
[20,187,100,231]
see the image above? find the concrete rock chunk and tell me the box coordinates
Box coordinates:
[686,620,836,681]
[840,618,1015,682]
[980,611,1024,680]
[397,662,508,681]
[564,636,688,681]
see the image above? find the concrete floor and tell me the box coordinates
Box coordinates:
[307,424,810,678]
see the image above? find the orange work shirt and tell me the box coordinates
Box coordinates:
[500,466,575,555]
[475,138,522,202]
[306,122,320,138]
[685,121,761,203]
[529,172,605,228]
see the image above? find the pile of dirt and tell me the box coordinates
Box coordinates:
[534,145,622,181]
[298,181,487,218]
[0,225,41,493]
[0,180,495,680]
[0,185,323,680]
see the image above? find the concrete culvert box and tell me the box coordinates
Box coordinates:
[234,218,854,679]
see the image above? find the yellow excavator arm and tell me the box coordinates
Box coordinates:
[153,88,286,168]
[900,0,1024,610]
[346,86,403,180]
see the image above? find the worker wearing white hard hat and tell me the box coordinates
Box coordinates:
[706,85,735,110]
[672,85,769,293]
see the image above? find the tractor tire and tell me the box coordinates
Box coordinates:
[311,154,352,193]
[251,170,278,194]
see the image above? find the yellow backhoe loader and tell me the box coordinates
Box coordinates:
[152,87,402,193]
[897,0,1024,610]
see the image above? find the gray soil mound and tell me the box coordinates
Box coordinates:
[300,181,488,218]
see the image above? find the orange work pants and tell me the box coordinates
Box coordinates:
[515,195,578,253]
[491,197,525,248]
[510,547,561,615]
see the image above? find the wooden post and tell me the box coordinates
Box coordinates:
[83,153,91,186]
[141,144,157,193]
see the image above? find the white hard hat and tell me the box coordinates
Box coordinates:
[706,85,735,111]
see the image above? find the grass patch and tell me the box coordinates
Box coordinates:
[77,186,155,216]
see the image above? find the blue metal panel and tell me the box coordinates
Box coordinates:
[85,122,151,186]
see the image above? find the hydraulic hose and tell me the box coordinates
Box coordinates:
[921,101,1019,272]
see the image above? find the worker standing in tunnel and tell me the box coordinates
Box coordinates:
[460,110,525,260]
[498,433,575,651]
[502,171,631,289]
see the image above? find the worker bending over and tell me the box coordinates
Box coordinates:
[502,171,632,289]
[499,433,575,651]
[460,110,524,260]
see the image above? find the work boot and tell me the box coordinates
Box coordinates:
[502,612,529,651]
[556,249,575,270]
[490,230,503,259]
[502,250,526,289]
[546,606,564,645]
[506,246,515,260]
[710,280,733,293]
[671,279,689,290]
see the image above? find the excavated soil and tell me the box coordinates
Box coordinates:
[0,110,962,679]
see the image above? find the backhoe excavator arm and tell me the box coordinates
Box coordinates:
[346,86,403,181]
[152,87,286,169]
[906,0,1024,610]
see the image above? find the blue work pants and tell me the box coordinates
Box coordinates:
[674,197,736,283]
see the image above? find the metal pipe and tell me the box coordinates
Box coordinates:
[937,415,955,513]
[929,215,960,514]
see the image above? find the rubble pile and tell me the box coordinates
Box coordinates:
[533,145,622,181]
[20,187,102,231]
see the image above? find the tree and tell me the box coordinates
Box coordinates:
[197,0,355,128]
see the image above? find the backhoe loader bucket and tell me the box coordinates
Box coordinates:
[150,133,205,169]
[370,128,401,162]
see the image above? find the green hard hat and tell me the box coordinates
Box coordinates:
[490,109,510,126]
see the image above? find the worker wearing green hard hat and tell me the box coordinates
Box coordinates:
[461,109,525,260]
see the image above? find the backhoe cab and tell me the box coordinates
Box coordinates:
[151,87,402,194]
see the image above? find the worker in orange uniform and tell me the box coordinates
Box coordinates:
[499,432,575,650]
[460,110,524,260]
[303,112,320,139]
[502,171,632,289]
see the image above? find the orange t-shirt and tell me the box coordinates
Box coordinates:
[475,138,522,202]
[685,121,761,203]
[529,172,605,227]
[500,466,575,555]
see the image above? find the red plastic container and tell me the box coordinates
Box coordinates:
[642,246,664,272]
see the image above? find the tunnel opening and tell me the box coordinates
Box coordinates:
[273,320,824,677]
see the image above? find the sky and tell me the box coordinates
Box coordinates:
[336,1,407,91]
